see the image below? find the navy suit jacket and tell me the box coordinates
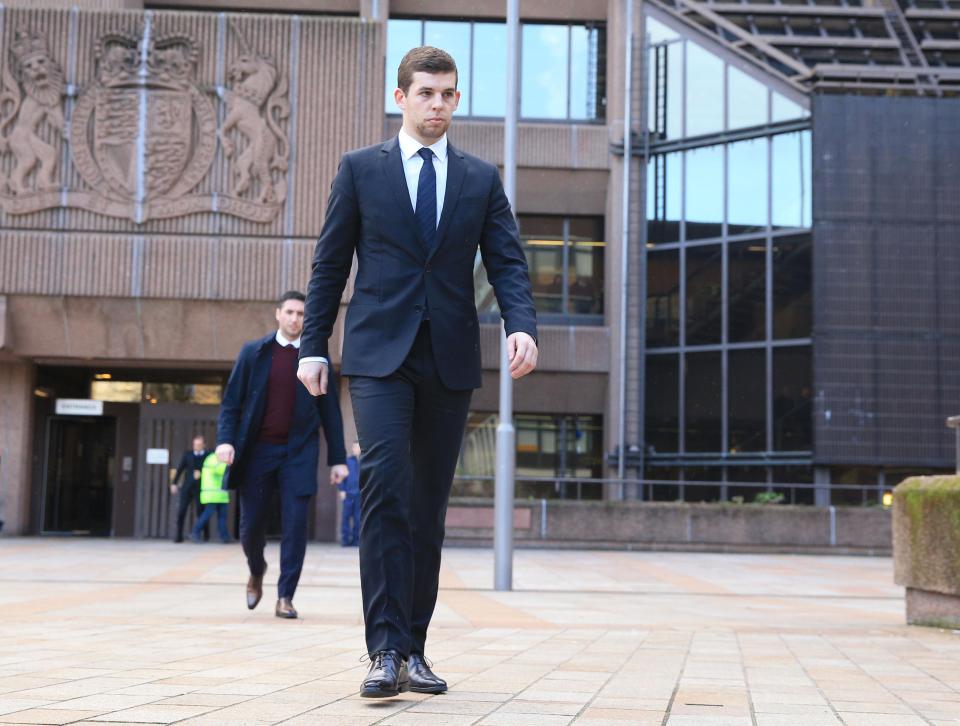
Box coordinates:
[217,332,347,496]
[300,137,537,390]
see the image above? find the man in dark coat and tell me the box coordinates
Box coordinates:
[170,434,209,543]
[298,47,538,697]
[217,291,348,619]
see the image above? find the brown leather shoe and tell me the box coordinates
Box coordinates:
[275,597,298,619]
[246,563,266,610]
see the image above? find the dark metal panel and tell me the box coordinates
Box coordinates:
[813,94,960,468]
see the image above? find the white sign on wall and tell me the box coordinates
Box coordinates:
[145,448,170,465]
[55,399,104,416]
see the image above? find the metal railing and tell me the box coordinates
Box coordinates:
[453,475,893,506]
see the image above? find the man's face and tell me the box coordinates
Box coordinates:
[395,71,460,146]
[193,437,205,451]
[276,299,305,340]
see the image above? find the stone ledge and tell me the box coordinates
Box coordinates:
[906,587,960,628]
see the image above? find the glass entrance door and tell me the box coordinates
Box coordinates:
[43,417,116,535]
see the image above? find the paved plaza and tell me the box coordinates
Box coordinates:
[0,539,959,725]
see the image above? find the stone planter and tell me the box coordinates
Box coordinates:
[893,475,960,627]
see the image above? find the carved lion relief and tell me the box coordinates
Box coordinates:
[0,23,293,224]
[221,23,290,207]
[0,27,66,196]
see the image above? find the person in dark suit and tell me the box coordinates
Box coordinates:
[216,291,349,619]
[338,440,361,546]
[170,435,209,543]
[298,47,538,697]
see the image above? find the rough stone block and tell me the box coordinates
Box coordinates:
[893,475,960,626]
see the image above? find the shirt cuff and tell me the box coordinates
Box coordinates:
[299,356,329,366]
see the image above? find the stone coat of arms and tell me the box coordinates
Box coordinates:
[0,23,292,224]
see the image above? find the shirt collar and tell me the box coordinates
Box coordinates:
[276,330,301,349]
[398,127,447,162]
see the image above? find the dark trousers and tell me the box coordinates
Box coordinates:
[341,493,360,545]
[175,482,209,541]
[349,323,472,657]
[239,442,312,600]
[193,503,230,542]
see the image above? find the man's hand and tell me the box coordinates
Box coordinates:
[216,443,235,465]
[298,361,329,397]
[330,464,349,485]
[507,332,538,380]
[169,484,178,496]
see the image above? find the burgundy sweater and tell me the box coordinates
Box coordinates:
[258,341,298,444]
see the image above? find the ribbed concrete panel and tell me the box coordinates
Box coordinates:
[61,235,134,297]
[384,118,610,170]
[140,237,216,301]
[0,232,133,297]
[479,323,610,373]
[292,18,384,238]
[214,238,282,301]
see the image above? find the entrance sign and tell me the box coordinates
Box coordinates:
[55,399,104,416]
[145,448,170,465]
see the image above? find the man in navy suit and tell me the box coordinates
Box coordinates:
[217,291,348,619]
[298,47,538,697]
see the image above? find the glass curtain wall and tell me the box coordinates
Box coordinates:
[643,16,813,501]
[386,18,605,121]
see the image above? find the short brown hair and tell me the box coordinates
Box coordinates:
[397,46,458,94]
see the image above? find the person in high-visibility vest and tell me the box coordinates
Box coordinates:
[191,452,231,543]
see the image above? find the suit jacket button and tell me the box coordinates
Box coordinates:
[414,305,422,312]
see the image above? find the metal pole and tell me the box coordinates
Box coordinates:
[617,0,634,487]
[494,0,520,592]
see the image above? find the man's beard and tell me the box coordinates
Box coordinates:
[23,64,64,109]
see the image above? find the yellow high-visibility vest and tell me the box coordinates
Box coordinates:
[199,452,230,504]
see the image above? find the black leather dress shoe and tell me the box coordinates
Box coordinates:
[408,653,447,694]
[361,650,409,698]
[275,597,298,619]
[246,563,267,610]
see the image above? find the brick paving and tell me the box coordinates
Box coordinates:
[1,539,959,725]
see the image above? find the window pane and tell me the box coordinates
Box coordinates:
[473,23,507,117]
[772,92,807,123]
[646,16,680,43]
[568,223,604,315]
[385,20,421,113]
[424,21,471,116]
[685,144,723,240]
[522,24,569,119]
[773,346,812,451]
[645,354,679,453]
[686,244,722,345]
[729,240,766,343]
[685,41,724,137]
[772,131,811,230]
[647,249,680,347]
[728,137,768,236]
[647,152,681,244]
[727,66,768,130]
[773,233,812,339]
[520,216,564,313]
[569,25,593,120]
[685,352,722,452]
[729,349,767,453]
[666,41,683,139]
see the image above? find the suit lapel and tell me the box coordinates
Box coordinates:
[380,138,430,254]
[429,144,466,262]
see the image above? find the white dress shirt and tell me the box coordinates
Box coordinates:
[397,127,448,223]
[299,131,447,369]
[276,330,301,349]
